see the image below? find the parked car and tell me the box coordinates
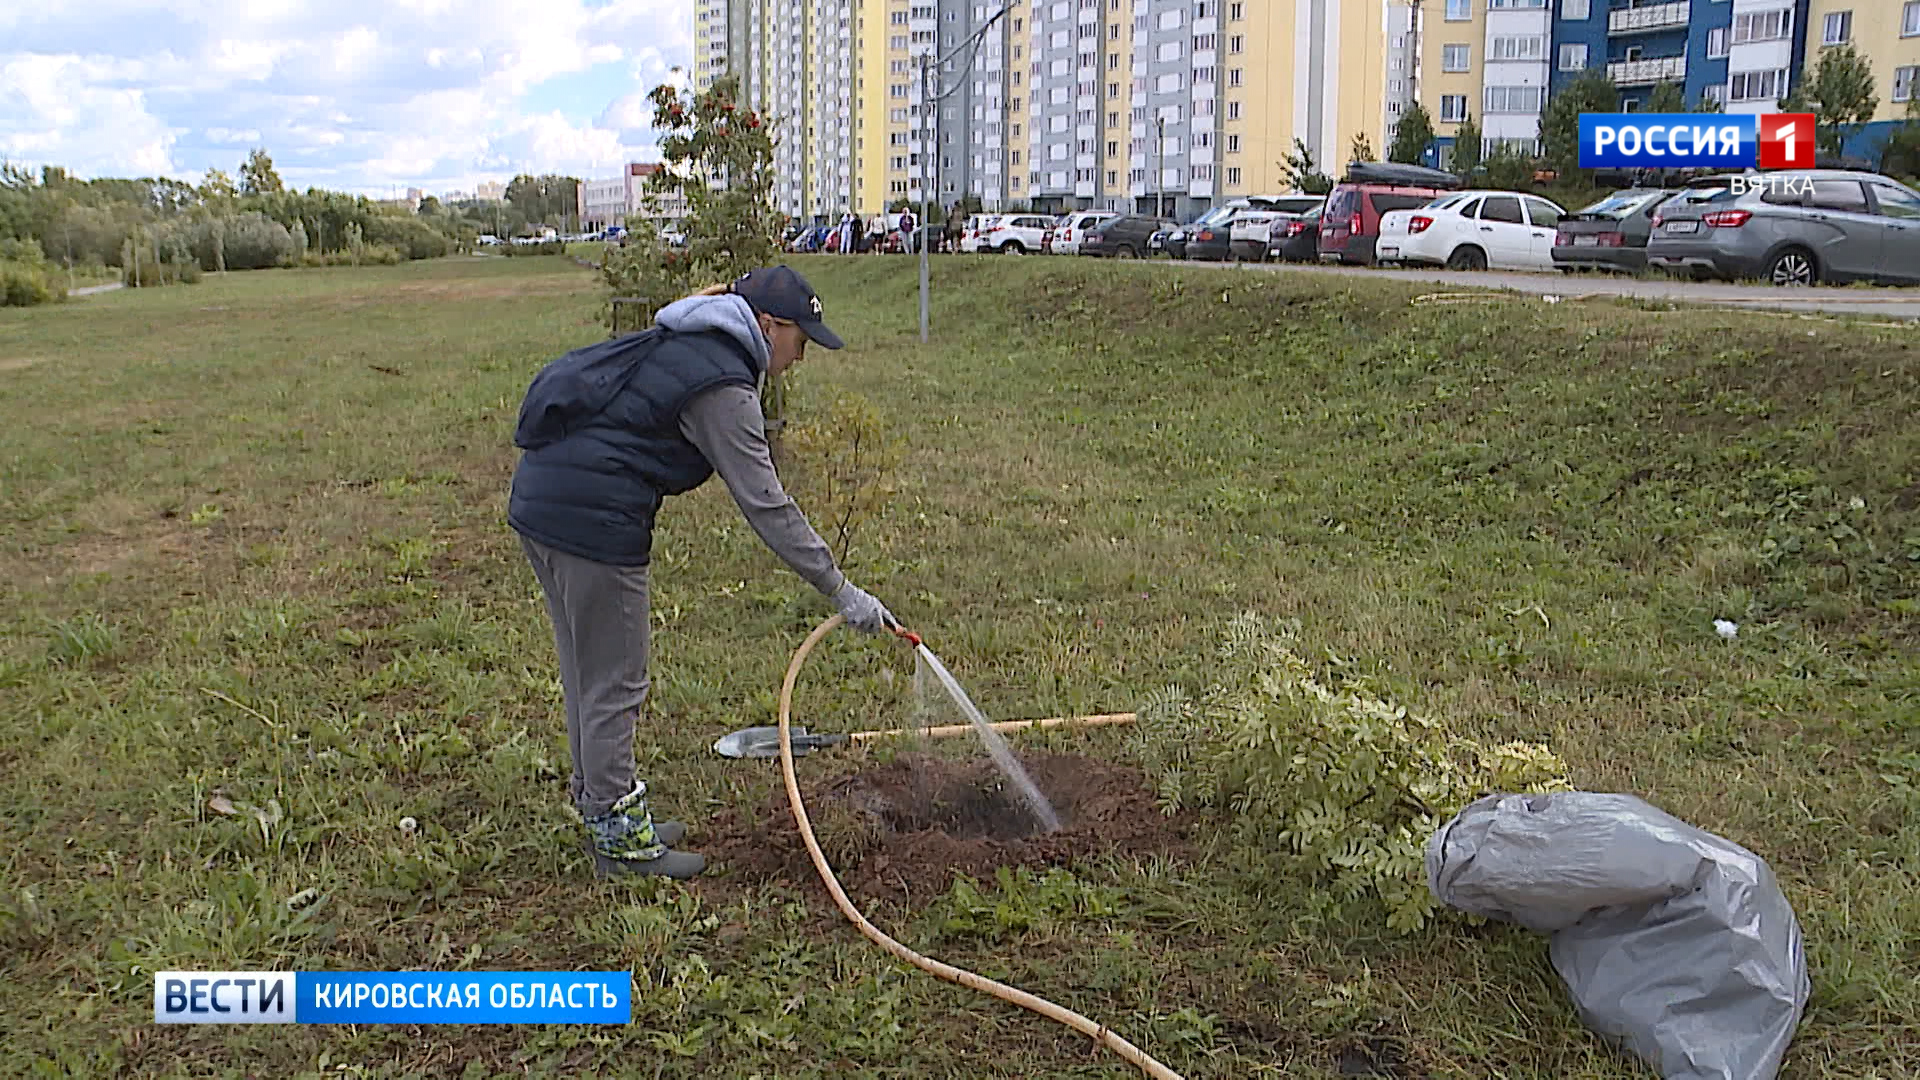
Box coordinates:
[1266,206,1323,262]
[1165,198,1270,260]
[1046,210,1120,255]
[1645,169,1920,286]
[1319,161,1464,264]
[1550,188,1677,274]
[1080,215,1177,258]
[1375,190,1566,272]
[958,214,997,253]
[1228,196,1325,261]
[978,213,1055,254]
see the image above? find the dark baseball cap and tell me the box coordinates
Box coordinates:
[730,265,844,350]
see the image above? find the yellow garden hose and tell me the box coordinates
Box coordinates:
[776,614,1187,1080]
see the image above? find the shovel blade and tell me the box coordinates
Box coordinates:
[713,725,812,759]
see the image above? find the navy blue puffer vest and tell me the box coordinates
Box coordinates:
[507,329,762,566]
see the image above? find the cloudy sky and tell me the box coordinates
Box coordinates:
[1,0,694,196]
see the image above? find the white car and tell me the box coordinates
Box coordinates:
[1048,210,1120,255]
[1375,190,1566,272]
[958,214,997,253]
[977,213,1055,254]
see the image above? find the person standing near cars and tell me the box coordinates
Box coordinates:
[508,266,900,880]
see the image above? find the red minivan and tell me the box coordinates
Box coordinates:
[1317,162,1464,264]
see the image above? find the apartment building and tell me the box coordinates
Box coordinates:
[702,0,1408,219]
[694,0,732,92]
[1806,0,1920,161]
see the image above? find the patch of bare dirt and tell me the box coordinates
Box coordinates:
[0,356,48,372]
[703,751,1198,904]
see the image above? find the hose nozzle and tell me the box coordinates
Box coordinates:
[886,616,922,648]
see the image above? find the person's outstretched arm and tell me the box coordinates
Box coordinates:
[678,384,896,631]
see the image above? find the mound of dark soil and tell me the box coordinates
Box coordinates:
[702,751,1198,903]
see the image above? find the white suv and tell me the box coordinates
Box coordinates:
[1048,211,1120,255]
[979,214,1055,254]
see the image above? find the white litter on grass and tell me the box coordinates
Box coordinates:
[399,816,418,837]
[1714,619,1739,640]
[1850,496,1866,511]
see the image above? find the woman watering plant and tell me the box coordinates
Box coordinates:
[507,266,899,880]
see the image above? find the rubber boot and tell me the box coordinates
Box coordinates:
[583,783,706,881]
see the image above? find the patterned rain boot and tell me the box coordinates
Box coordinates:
[583,782,705,880]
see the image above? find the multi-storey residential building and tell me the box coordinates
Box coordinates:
[703,0,1410,219]
[1549,0,1732,112]
[1422,0,1487,165]
[1806,0,1920,161]
[695,0,732,92]
[1723,0,1808,114]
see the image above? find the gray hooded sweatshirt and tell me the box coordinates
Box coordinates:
[656,293,846,598]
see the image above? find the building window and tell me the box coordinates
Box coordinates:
[890,35,907,49]
[1226,134,1240,152]
[1194,66,1214,84]
[1226,166,1241,185]
[1484,85,1545,113]
[1107,169,1118,185]
[1489,35,1545,61]
[1230,34,1244,54]
[1109,81,1120,97]
[1194,33,1216,51]
[1230,2,1244,19]
[1728,68,1787,101]
[1227,68,1242,87]
[1440,94,1469,122]
[1443,44,1471,71]
[1559,43,1587,71]
[1192,164,1213,180]
[1894,65,1917,102]
[1906,1,1920,36]
[1561,0,1589,18]
[1446,0,1470,20]
[1227,99,1241,120]
[1822,11,1850,45]
[1701,82,1726,107]
[1732,9,1791,44]
[1706,27,1728,58]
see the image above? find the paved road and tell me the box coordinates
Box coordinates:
[1178,259,1920,321]
[67,282,125,298]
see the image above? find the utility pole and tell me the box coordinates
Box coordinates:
[917,3,1014,344]
[1155,115,1166,219]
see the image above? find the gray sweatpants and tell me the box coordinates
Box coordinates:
[519,535,650,820]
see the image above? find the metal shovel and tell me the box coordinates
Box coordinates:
[712,713,1137,760]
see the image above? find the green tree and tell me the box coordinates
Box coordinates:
[1349,131,1376,165]
[200,168,238,205]
[1781,44,1877,158]
[1450,116,1483,178]
[1647,81,1687,114]
[1279,138,1333,194]
[601,75,784,408]
[239,149,284,196]
[1540,69,1618,178]
[1881,96,1920,179]
[1388,102,1436,165]
[416,195,442,217]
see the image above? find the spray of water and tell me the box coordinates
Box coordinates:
[913,643,1063,834]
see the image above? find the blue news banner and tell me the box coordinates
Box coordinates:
[1580,112,1819,170]
[155,971,632,1024]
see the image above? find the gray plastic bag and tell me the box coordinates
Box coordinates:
[1426,792,1810,1080]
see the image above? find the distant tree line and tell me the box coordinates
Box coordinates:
[1,147,583,306]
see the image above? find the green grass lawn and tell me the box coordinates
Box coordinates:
[2,252,1916,1078]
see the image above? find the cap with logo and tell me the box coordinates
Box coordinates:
[730,265,844,350]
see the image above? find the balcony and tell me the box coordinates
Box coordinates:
[1608,2,1689,35]
[1608,54,1686,85]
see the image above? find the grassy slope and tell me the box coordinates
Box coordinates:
[1,253,1915,1078]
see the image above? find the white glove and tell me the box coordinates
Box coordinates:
[830,580,896,634]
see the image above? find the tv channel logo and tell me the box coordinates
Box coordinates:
[1579,113,1816,170]
[155,972,295,1024]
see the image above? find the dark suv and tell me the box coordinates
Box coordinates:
[1080,215,1176,258]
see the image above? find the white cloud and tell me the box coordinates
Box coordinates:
[0,0,694,194]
